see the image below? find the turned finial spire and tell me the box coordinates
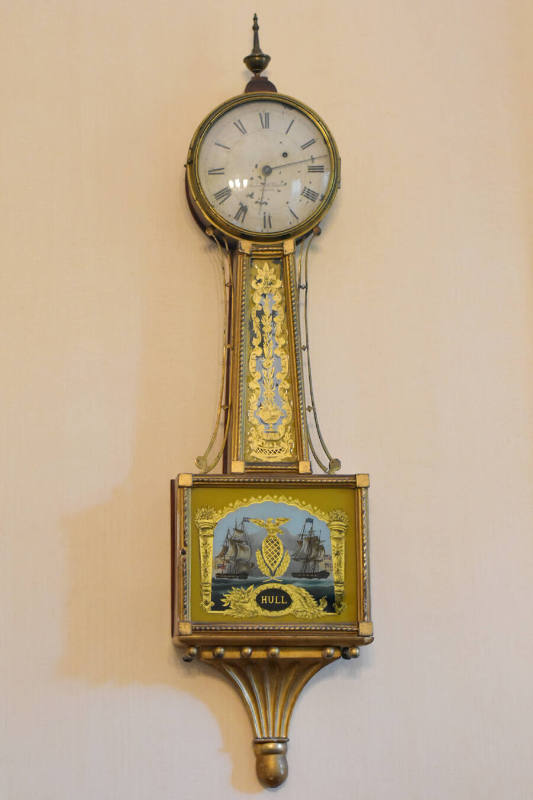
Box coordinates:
[243,14,277,93]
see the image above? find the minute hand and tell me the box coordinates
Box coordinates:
[269,154,328,170]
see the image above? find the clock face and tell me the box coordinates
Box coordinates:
[190,95,339,239]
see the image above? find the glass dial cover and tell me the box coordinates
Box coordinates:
[189,94,339,240]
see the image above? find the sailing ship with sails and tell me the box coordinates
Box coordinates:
[290,517,330,579]
[214,518,254,579]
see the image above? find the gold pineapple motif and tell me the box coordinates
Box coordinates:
[250,517,290,578]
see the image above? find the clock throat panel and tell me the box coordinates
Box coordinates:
[229,240,307,472]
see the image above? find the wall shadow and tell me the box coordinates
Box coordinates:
[59,225,262,793]
[58,161,373,795]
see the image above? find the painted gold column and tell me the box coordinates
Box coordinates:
[328,510,349,611]
[195,508,216,611]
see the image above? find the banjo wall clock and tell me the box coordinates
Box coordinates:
[172,16,373,788]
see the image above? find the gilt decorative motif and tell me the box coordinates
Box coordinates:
[251,517,291,578]
[221,581,328,618]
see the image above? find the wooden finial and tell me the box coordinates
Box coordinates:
[243,14,277,93]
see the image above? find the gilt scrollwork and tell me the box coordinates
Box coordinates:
[220,582,328,618]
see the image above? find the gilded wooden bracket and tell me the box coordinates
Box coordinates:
[182,644,360,787]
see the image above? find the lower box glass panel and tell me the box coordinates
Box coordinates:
[185,482,361,626]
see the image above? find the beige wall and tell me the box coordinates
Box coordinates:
[2,1,533,797]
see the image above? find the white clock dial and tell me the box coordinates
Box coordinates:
[196,98,334,235]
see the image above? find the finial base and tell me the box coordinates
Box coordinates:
[244,74,277,93]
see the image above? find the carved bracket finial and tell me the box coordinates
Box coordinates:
[185,645,359,786]
[243,14,277,93]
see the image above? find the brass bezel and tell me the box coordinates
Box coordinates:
[185,92,341,243]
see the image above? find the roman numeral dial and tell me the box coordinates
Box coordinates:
[214,186,231,204]
[193,96,338,236]
[235,203,248,223]
[301,187,319,202]
[233,119,247,135]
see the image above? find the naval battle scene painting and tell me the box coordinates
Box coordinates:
[191,494,352,621]
[212,501,335,612]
